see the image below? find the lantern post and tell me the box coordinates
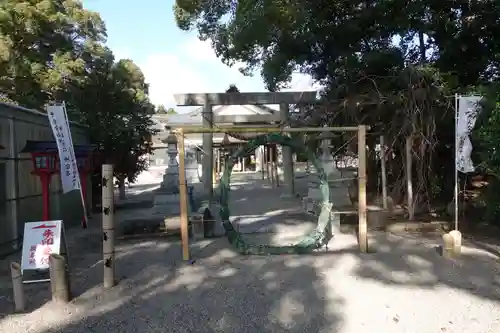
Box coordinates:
[30,152,58,221]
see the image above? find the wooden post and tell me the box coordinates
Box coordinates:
[177,130,190,261]
[102,164,116,288]
[49,254,71,302]
[274,146,280,187]
[280,103,294,196]
[380,135,388,209]
[10,262,25,312]
[358,125,368,253]
[216,149,221,175]
[268,146,275,186]
[405,136,414,220]
[202,100,214,209]
[260,146,265,180]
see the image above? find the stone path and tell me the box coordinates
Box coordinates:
[225,173,317,245]
[0,172,499,333]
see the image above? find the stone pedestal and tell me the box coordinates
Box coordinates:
[160,132,180,191]
[156,132,196,232]
[153,189,193,230]
[301,131,352,236]
[162,167,179,193]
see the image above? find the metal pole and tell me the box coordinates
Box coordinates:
[406,136,414,220]
[62,102,88,229]
[177,130,190,261]
[102,164,116,288]
[380,135,388,209]
[358,125,368,253]
[454,94,459,231]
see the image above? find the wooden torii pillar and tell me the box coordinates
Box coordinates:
[173,91,318,207]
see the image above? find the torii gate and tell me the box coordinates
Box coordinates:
[173,91,318,207]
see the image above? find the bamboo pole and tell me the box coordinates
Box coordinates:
[10,262,25,312]
[358,125,368,253]
[380,135,388,209]
[175,126,369,134]
[177,130,190,261]
[102,164,116,288]
[49,254,71,302]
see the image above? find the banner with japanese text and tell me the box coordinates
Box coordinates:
[456,96,482,173]
[47,104,81,193]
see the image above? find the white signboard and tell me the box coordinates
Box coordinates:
[456,96,482,173]
[47,104,81,193]
[21,221,63,272]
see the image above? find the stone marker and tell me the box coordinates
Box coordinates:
[442,233,454,259]
[448,229,462,257]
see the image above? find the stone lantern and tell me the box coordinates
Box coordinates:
[303,125,351,216]
[160,132,179,192]
[316,124,341,179]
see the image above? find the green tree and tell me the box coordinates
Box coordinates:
[156,105,178,114]
[156,104,167,113]
[173,0,500,211]
[174,0,500,90]
[0,0,107,108]
[0,0,157,197]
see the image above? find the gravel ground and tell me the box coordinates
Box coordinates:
[0,173,499,333]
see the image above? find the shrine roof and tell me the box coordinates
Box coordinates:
[20,140,97,156]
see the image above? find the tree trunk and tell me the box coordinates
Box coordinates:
[118,178,126,200]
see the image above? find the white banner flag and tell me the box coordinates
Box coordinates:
[456,95,482,173]
[47,104,81,193]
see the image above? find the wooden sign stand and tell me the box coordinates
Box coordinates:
[20,220,69,284]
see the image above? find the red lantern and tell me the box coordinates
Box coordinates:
[30,152,59,221]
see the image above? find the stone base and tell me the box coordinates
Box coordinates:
[302,195,389,232]
[306,183,352,208]
[152,192,192,217]
[190,215,205,240]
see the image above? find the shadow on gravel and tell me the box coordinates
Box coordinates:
[1,173,500,332]
[25,235,344,333]
[347,232,500,302]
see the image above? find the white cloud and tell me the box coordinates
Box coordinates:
[139,53,211,108]
[138,37,320,110]
[180,38,219,63]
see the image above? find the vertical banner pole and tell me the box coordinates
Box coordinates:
[358,125,368,253]
[454,94,459,231]
[380,135,388,209]
[62,102,88,229]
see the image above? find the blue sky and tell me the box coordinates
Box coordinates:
[82,0,317,112]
